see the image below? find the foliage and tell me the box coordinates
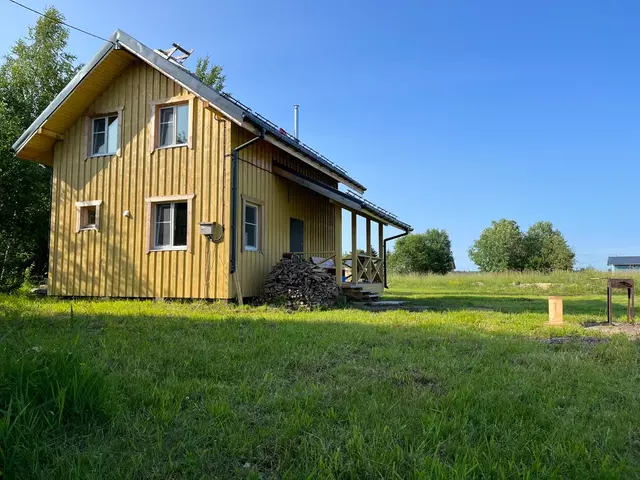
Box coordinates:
[389,229,455,275]
[523,221,575,271]
[194,55,226,92]
[468,219,525,272]
[1,287,639,477]
[469,219,575,272]
[0,8,79,291]
[343,248,378,258]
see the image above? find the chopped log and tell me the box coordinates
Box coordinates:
[259,256,340,309]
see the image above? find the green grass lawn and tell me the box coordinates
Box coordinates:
[2,273,640,478]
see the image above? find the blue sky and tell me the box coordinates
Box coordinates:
[3,0,640,270]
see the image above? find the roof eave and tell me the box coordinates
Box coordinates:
[241,115,366,194]
[115,30,366,192]
[12,33,117,156]
[12,29,368,194]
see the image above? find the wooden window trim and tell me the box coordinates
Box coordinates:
[84,107,124,160]
[241,195,265,253]
[148,95,194,153]
[75,200,103,233]
[145,194,195,253]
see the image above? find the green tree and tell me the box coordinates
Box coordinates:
[522,221,575,271]
[388,229,455,275]
[468,219,525,272]
[0,8,80,290]
[194,55,226,92]
[343,248,379,258]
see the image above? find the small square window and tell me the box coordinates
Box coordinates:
[158,104,189,147]
[91,115,118,156]
[75,201,102,232]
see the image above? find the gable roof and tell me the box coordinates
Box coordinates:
[12,30,366,193]
[607,256,640,266]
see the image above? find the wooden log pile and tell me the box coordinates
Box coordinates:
[260,256,340,309]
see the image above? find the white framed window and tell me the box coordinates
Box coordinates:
[242,196,264,252]
[75,200,102,232]
[153,202,188,250]
[158,104,189,148]
[145,194,194,253]
[91,115,119,156]
[244,203,259,251]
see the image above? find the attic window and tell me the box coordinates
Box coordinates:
[148,96,194,153]
[158,104,189,147]
[92,115,119,156]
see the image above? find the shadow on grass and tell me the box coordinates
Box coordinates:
[382,291,634,318]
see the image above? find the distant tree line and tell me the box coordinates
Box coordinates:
[468,219,575,272]
[387,220,574,276]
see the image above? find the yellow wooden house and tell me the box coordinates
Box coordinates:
[12,30,411,301]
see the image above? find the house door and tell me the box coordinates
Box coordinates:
[290,218,304,252]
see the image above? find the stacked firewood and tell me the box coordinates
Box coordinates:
[260,256,340,309]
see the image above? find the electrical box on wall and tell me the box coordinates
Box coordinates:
[200,222,224,242]
[200,222,214,235]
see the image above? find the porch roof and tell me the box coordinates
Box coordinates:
[273,163,412,232]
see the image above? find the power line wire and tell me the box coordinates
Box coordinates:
[8,0,114,44]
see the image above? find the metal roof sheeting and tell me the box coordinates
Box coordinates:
[273,163,412,232]
[607,256,640,266]
[13,29,366,193]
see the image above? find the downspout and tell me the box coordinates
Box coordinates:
[383,229,410,288]
[230,127,265,275]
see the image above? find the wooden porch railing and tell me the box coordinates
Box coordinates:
[349,254,383,284]
[289,252,383,285]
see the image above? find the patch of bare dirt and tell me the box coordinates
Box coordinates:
[353,303,436,312]
[583,321,640,339]
[514,282,554,290]
[542,336,608,345]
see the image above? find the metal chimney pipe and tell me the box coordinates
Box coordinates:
[293,104,299,139]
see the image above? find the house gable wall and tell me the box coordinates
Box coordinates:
[49,57,231,299]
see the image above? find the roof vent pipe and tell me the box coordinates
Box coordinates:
[293,104,299,139]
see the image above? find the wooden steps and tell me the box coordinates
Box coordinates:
[341,284,381,302]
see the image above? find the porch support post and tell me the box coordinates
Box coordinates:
[351,211,358,285]
[378,222,384,260]
[366,218,372,281]
[335,204,342,286]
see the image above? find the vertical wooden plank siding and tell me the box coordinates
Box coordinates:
[48,59,230,298]
[231,125,338,298]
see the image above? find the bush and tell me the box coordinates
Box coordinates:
[388,229,455,275]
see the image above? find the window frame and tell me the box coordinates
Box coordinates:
[157,104,189,148]
[91,115,118,156]
[152,201,187,251]
[145,194,195,253]
[149,95,194,153]
[85,107,123,159]
[242,196,264,253]
[75,200,103,233]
